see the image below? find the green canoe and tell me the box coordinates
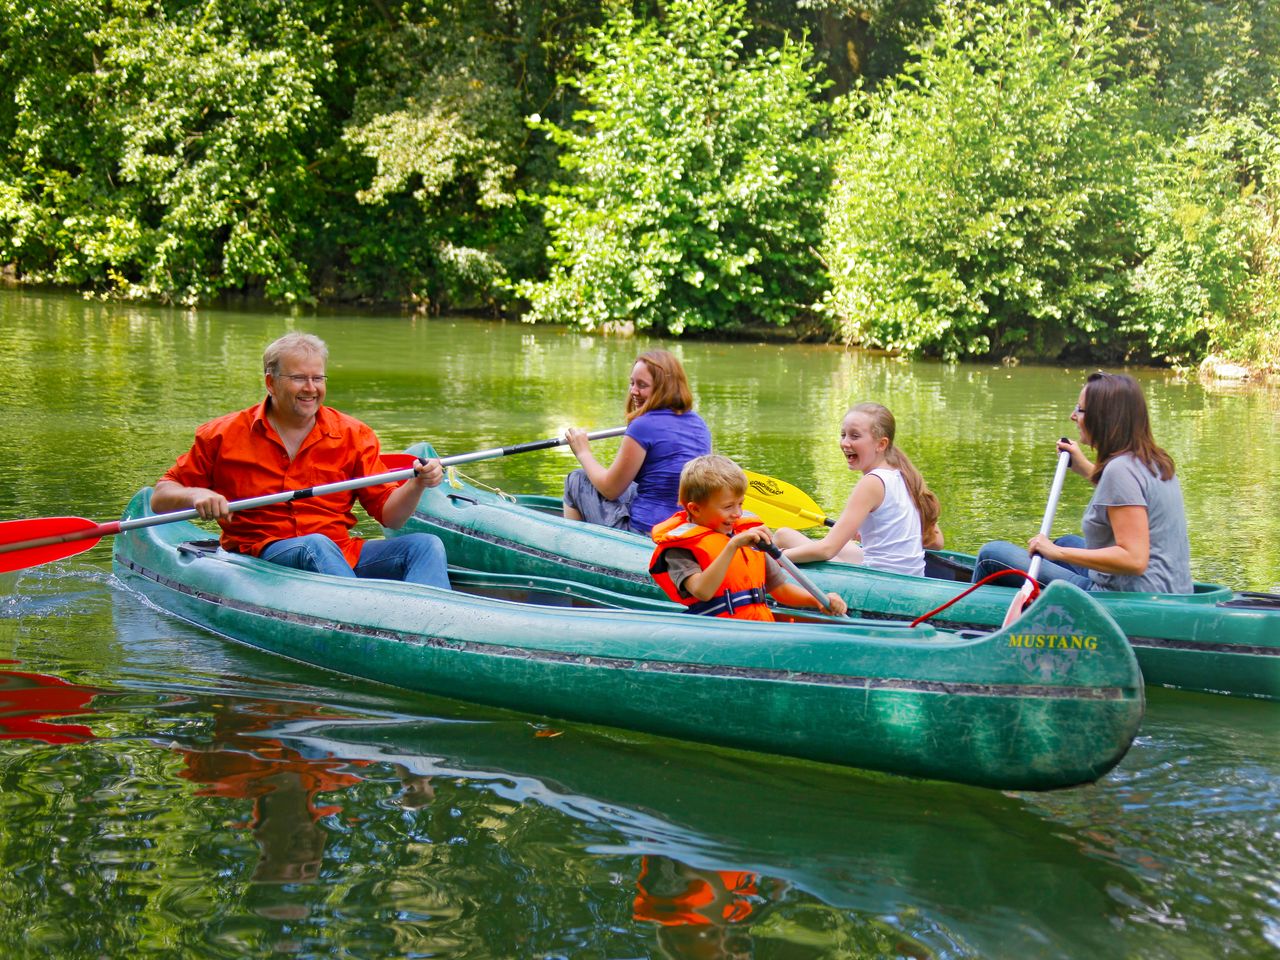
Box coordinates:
[396,451,1279,701]
[113,489,1142,791]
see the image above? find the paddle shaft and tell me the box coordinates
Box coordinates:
[758,542,841,614]
[0,427,627,562]
[442,426,625,466]
[1024,447,1074,583]
[1002,443,1073,626]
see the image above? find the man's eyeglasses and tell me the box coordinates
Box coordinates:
[278,374,327,385]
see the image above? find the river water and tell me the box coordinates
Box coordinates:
[0,289,1276,958]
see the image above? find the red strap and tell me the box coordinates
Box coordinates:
[909,569,1038,627]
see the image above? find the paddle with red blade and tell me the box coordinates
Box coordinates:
[0,427,626,574]
[1002,442,1074,626]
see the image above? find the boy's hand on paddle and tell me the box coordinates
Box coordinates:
[728,526,772,551]
[824,592,848,617]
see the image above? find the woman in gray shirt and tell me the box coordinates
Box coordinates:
[972,372,1193,593]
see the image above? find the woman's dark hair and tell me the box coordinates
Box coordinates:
[1082,372,1176,484]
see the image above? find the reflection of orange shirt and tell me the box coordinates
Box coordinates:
[162,399,399,565]
[175,700,368,821]
[633,856,759,926]
[179,743,365,821]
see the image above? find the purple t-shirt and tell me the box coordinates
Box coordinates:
[626,409,712,533]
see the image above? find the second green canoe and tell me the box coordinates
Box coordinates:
[397,451,1279,701]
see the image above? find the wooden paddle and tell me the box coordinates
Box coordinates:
[1003,444,1074,626]
[0,427,626,574]
[743,471,834,530]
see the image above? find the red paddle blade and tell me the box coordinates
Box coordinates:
[0,517,105,573]
[1002,581,1037,627]
[379,453,422,470]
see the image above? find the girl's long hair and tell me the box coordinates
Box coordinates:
[627,350,694,422]
[1082,372,1176,484]
[849,402,940,535]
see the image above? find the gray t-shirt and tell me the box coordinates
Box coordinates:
[1082,452,1193,594]
[662,548,788,598]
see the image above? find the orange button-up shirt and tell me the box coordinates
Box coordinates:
[161,399,399,566]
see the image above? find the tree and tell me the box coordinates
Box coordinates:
[517,0,833,335]
[822,0,1155,360]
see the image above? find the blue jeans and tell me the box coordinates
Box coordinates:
[971,535,1096,591]
[260,533,451,590]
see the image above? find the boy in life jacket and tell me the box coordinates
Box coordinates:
[650,455,847,620]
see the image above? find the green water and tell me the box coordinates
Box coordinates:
[0,288,1276,958]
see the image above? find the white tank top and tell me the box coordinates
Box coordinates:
[859,468,925,577]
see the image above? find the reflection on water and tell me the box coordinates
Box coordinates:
[0,289,1276,958]
[0,585,1275,958]
[634,856,775,960]
[0,664,102,744]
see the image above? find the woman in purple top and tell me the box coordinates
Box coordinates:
[563,350,712,535]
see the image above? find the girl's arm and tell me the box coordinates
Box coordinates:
[782,475,883,563]
[1029,505,1150,576]
[923,523,945,550]
[566,430,647,500]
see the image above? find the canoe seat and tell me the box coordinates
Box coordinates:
[1218,591,1280,610]
[923,552,973,582]
[177,540,222,558]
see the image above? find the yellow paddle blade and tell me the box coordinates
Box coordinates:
[743,471,831,529]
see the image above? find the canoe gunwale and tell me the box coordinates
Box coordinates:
[115,549,1135,701]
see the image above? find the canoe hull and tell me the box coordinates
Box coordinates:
[398,461,1280,701]
[113,490,1142,791]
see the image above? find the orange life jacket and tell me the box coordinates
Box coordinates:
[649,512,774,621]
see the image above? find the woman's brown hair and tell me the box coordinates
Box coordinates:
[1081,372,1176,484]
[847,402,941,536]
[627,350,694,423]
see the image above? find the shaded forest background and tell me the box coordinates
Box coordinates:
[2,0,1276,365]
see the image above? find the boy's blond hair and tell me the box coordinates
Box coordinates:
[678,454,745,506]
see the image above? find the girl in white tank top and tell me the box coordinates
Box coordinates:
[772,403,943,576]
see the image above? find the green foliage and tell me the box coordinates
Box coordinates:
[1128,113,1280,363]
[822,0,1157,360]
[0,0,603,308]
[1114,0,1280,128]
[332,11,527,309]
[517,0,833,335]
[0,0,329,303]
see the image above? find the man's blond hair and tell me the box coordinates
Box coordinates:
[263,333,328,375]
[678,454,745,506]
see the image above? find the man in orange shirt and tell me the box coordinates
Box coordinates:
[152,332,450,588]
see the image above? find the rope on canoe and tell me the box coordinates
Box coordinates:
[445,467,518,503]
[910,569,1037,627]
